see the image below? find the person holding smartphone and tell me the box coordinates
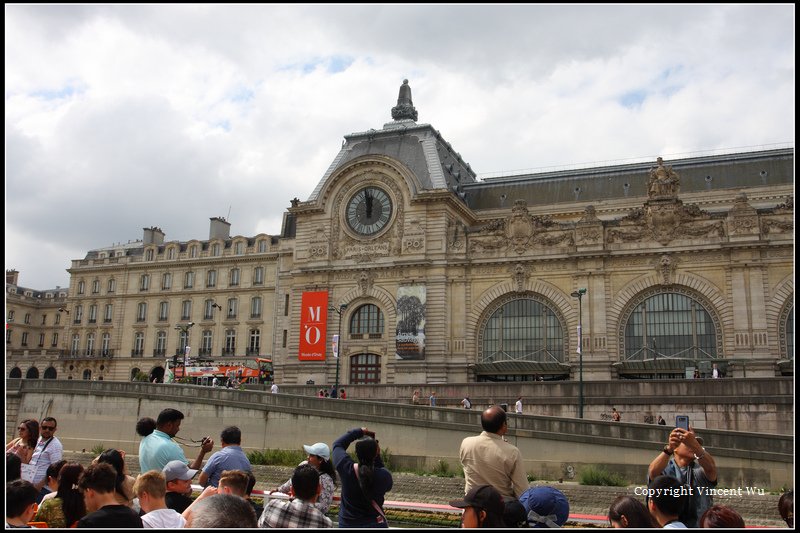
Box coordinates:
[332,427,393,528]
[647,421,718,528]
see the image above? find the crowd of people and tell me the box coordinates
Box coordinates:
[6,407,793,529]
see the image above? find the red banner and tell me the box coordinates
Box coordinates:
[298,291,328,361]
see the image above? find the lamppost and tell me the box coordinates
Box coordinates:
[328,303,348,399]
[174,322,195,380]
[570,288,587,419]
[211,303,223,358]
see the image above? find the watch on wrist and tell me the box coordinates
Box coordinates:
[694,448,706,460]
[663,446,673,455]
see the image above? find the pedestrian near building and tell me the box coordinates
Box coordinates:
[612,407,621,422]
[515,397,523,414]
[459,405,529,498]
[429,391,437,406]
[461,396,472,409]
[340,388,347,400]
[657,415,667,425]
[712,364,720,378]
[648,426,717,527]
[138,408,213,473]
[30,417,63,501]
[271,382,279,393]
[412,390,420,405]
[198,426,251,488]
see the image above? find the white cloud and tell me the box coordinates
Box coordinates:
[5,4,795,289]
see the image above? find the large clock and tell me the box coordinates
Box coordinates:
[346,186,393,236]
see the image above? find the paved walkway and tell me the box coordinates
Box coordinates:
[62,451,786,527]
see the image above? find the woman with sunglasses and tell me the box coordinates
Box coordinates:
[273,442,338,514]
[6,419,39,464]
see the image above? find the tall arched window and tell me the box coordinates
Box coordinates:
[201,330,213,356]
[9,367,22,379]
[782,306,794,360]
[26,367,40,379]
[480,296,565,363]
[155,331,167,356]
[133,332,144,356]
[83,369,92,380]
[43,367,57,379]
[623,292,717,360]
[350,353,381,384]
[349,304,384,338]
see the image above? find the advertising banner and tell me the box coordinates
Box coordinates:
[299,291,328,361]
[395,285,426,360]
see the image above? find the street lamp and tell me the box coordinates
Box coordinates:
[570,288,587,419]
[174,322,195,380]
[328,303,348,398]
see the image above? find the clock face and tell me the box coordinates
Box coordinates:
[346,186,393,236]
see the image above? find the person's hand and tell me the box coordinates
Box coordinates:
[196,485,217,501]
[680,427,703,454]
[200,437,214,453]
[668,428,683,451]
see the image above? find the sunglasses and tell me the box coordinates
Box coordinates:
[18,426,27,430]
[41,425,56,430]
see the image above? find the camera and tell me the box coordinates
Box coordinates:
[675,415,690,430]
[364,430,376,439]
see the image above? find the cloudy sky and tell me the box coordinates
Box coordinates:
[5,5,795,289]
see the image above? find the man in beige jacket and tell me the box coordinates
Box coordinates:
[459,405,529,498]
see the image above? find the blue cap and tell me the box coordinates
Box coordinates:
[519,486,570,527]
[303,442,330,461]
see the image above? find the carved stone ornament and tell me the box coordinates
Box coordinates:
[656,254,677,285]
[402,218,426,254]
[727,193,760,235]
[308,228,329,259]
[358,270,374,296]
[511,263,530,293]
[647,157,680,199]
[506,200,536,254]
[447,216,464,251]
[607,198,724,245]
[575,205,603,245]
[391,79,418,121]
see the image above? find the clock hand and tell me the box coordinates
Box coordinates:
[365,189,373,219]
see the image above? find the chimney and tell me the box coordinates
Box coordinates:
[6,269,19,285]
[209,217,231,240]
[143,227,165,245]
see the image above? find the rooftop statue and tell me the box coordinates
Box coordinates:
[391,79,418,121]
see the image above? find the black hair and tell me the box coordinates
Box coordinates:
[6,453,22,482]
[292,464,320,501]
[136,417,157,437]
[779,490,793,528]
[97,449,131,500]
[57,463,87,527]
[608,495,657,528]
[156,408,184,426]
[220,426,242,445]
[6,479,39,518]
[354,436,379,501]
[19,419,40,448]
[46,459,68,481]
[648,475,686,517]
[317,453,338,487]
[245,470,257,496]
[78,463,118,494]
[481,406,507,433]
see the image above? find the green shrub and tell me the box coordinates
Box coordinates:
[91,443,106,456]
[431,459,454,477]
[247,449,305,466]
[579,465,628,487]
[380,447,394,471]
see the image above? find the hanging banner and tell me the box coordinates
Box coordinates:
[395,285,426,360]
[299,291,328,361]
[332,334,340,358]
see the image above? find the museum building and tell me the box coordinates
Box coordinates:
[6,81,794,386]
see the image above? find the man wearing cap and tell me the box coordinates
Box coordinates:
[459,405,529,498]
[450,484,506,528]
[163,460,199,513]
[139,408,214,473]
[198,426,251,488]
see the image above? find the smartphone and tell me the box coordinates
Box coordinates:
[675,415,690,430]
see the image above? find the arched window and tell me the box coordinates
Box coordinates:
[92,279,100,294]
[26,367,40,379]
[480,296,565,363]
[130,368,141,381]
[107,278,116,293]
[623,292,717,360]
[43,367,57,379]
[78,280,85,295]
[350,353,380,384]
[86,333,95,356]
[349,304,384,338]
[782,306,794,360]
[83,369,92,380]
[9,367,22,378]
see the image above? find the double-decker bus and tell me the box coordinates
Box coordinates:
[169,357,273,385]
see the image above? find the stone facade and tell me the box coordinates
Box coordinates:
[5,82,794,387]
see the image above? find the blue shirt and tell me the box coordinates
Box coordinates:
[201,445,251,487]
[139,430,188,473]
